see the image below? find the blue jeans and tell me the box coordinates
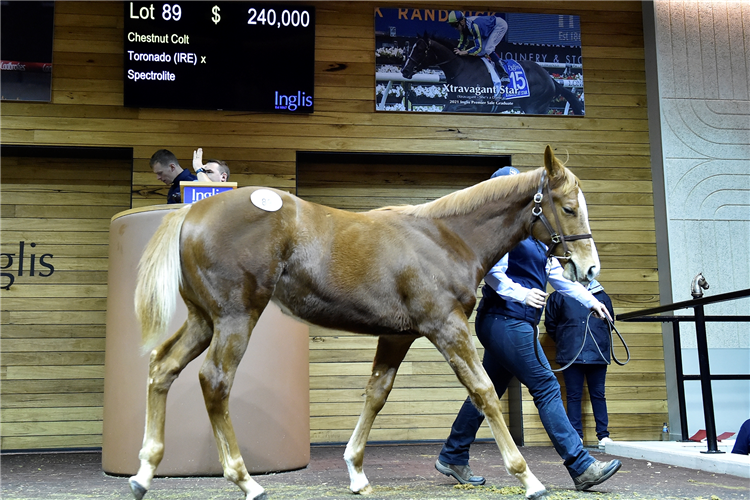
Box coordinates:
[562,364,609,440]
[439,311,595,478]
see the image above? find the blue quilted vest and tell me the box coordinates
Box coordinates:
[478,238,547,325]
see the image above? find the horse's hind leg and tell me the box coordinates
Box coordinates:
[344,334,417,495]
[198,311,266,500]
[129,308,212,500]
[429,315,546,500]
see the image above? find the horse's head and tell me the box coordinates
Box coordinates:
[401,34,456,79]
[401,36,431,80]
[531,146,600,284]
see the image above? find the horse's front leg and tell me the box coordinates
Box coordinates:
[129,315,212,500]
[344,334,417,495]
[429,314,547,500]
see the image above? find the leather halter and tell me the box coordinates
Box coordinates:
[531,171,593,260]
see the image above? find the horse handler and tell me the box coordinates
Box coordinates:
[545,280,616,448]
[435,167,622,493]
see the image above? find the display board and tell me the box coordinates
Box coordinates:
[375,8,584,116]
[0,1,55,102]
[123,2,315,112]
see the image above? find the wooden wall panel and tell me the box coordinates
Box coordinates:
[0,1,664,450]
[0,155,131,450]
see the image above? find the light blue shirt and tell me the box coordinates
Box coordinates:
[484,247,597,309]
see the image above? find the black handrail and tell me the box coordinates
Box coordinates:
[617,288,750,454]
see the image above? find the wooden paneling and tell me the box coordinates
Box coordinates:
[0,1,664,451]
[0,155,131,450]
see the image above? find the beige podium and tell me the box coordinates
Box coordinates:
[103,205,310,476]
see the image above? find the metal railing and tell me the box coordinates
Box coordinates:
[617,286,750,453]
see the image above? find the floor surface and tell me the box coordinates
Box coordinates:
[2,442,748,500]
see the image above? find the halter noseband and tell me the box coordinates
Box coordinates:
[531,171,593,260]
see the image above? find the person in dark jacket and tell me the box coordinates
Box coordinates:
[150,149,197,204]
[545,280,615,447]
[731,419,750,455]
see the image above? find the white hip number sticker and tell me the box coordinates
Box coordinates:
[251,189,283,212]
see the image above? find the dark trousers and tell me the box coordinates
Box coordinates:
[561,364,610,440]
[438,311,594,478]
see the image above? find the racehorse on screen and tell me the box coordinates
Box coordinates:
[401,34,584,115]
[129,146,600,500]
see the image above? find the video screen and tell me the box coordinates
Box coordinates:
[1,1,55,102]
[124,2,315,113]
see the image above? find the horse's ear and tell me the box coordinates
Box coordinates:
[544,145,564,180]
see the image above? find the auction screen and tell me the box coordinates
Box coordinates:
[123,2,315,113]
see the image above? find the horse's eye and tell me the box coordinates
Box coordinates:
[563,207,576,216]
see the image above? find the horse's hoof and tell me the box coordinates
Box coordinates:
[526,488,548,499]
[250,493,268,500]
[129,479,148,500]
[352,484,373,495]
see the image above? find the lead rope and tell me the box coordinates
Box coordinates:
[533,311,630,372]
[606,314,630,366]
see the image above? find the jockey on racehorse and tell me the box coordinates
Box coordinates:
[447,11,510,83]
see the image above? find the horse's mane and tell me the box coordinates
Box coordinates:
[380,168,535,218]
[380,166,579,219]
[427,34,457,51]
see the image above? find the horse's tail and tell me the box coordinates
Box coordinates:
[554,80,584,115]
[134,205,192,354]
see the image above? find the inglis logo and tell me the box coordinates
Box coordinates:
[1,241,55,290]
[190,187,231,203]
[275,91,313,111]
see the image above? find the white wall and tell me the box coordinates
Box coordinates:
[651,0,750,438]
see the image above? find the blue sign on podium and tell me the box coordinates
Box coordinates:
[180,181,238,204]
